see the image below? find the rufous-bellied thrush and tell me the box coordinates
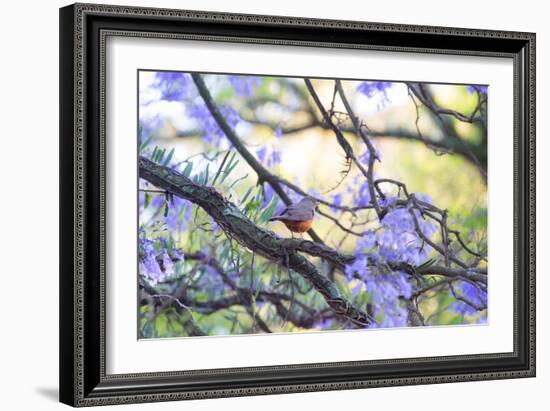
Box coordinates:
[269,197,319,235]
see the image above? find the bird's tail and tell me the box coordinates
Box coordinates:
[268,216,283,222]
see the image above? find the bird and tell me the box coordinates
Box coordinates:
[268,197,319,236]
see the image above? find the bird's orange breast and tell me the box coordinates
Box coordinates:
[280,219,313,233]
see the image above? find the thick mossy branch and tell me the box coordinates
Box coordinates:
[139,156,374,326]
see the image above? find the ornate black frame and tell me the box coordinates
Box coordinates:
[59,2,536,407]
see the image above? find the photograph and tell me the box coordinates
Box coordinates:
[55,2,537,406]
[137,71,489,338]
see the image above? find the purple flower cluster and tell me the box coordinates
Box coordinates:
[344,199,438,327]
[255,145,282,168]
[466,84,488,95]
[371,271,412,328]
[378,195,399,208]
[356,181,372,207]
[345,253,412,328]
[138,230,185,286]
[357,81,392,98]
[138,190,193,286]
[228,75,261,97]
[379,206,436,265]
[139,190,192,233]
[138,190,163,209]
[329,193,343,211]
[165,196,193,232]
[449,280,488,316]
[154,72,190,101]
[188,103,241,148]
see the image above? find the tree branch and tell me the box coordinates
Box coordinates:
[304,80,383,218]
[235,117,486,173]
[406,82,487,180]
[190,73,325,243]
[334,80,383,218]
[139,156,375,327]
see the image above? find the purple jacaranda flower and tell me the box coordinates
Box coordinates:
[228,75,261,97]
[256,147,268,163]
[345,256,370,281]
[141,250,165,284]
[476,314,488,324]
[139,260,163,285]
[256,145,283,168]
[379,195,399,208]
[377,207,433,266]
[172,247,185,261]
[356,231,376,253]
[390,271,413,299]
[314,318,334,330]
[357,81,393,110]
[154,71,190,101]
[188,103,240,148]
[414,193,433,205]
[449,281,488,316]
[466,84,488,95]
[269,149,282,166]
[382,207,415,232]
[329,193,343,211]
[359,148,372,165]
[357,81,392,98]
[353,268,412,328]
[378,304,408,328]
[161,249,175,277]
[138,191,163,210]
[260,183,275,209]
[357,181,372,207]
[165,197,192,232]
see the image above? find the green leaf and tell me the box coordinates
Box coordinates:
[259,195,279,222]
[244,199,262,214]
[154,312,168,335]
[229,173,248,189]
[181,162,193,177]
[220,152,238,183]
[152,146,165,163]
[204,163,210,185]
[144,193,151,208]
[223,159,239,181]
[139,135,154,153]
[197,171,205,185]
[417,258,436,270]
[240,186,254,205]
[158,148,166,163]
[255,188,264,203]
[254,278,264,299]
[162,148,175,166]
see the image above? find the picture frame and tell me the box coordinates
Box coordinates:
[59,2,536,407]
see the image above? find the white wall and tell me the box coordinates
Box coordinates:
[0,0,545,409]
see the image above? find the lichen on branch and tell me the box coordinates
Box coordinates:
[139,156,375,326]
